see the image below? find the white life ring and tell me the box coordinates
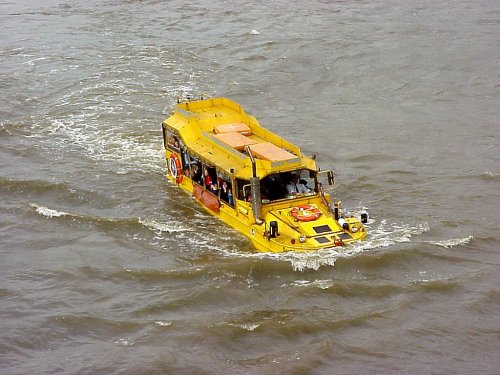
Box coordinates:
[169,153,182,184]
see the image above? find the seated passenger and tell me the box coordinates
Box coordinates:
[286,174,310,195]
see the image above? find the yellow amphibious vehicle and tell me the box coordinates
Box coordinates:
[162,96,367,253]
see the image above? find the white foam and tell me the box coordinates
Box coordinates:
[22,56,48,66]
[139,218,192,233]
[427,236,473,248]
[30,203,68,218]
[32,73,206,175]
[229,323,260,331]
[219,220,431,271]
[113,338,134,346]
[283,279,334,289]
[39,116,165,175]
[155,321,172,327]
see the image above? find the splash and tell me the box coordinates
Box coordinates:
[426,236,473,248]
[43,117,165,174]
[113,338,134,347]
[139,218,192,234]
[30,203,69,218]
[219,219,431,271]
[229,323,261,331]
[282,279,334,289]
[155,321,173,327]
[28,49,213,175]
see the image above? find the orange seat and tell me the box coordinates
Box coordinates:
[214,122,252,136]
[249,142,297,162]
[213,131,259,151]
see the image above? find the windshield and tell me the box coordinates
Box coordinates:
[260,169,316,202]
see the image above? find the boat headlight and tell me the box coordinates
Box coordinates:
[350,225,358,233]
[299,235,306,243]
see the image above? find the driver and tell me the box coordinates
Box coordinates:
[286,173,310,195]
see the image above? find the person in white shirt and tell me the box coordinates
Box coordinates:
[286,174,310,195]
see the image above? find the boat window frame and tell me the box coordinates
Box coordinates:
[235,178,251,202]
[217,172,235,207]
[184,151,202,184]
[201,163,218,195]
[166,128,182,153]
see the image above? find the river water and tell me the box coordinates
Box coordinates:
[1,1,499,374]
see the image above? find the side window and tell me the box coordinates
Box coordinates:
[167,129,181,152]
[261,173,287,201]
[235,178,250,201]
[219,178,234,207]
[188,155,202,185]
[202,165,218,195]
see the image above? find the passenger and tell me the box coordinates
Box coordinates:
[191,164,202,184]
[204,169,218,194]
[204,168,213,187]
[170,135,180,149]
[220,181,234,206]
[286,174,310,195]
[182,152,190,175]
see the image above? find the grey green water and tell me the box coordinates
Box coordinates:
[1,1,499,374]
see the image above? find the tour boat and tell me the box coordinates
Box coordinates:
[162,96,367,253]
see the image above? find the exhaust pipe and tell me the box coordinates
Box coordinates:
[246,146,262,223]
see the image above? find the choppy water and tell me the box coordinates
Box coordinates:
[1,1,499,374]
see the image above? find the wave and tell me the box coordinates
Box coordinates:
[425,236,474,248]
[28,202,473,272]
[21,44,216,175]
[30,202,107,222]
[113,338,134,347]
[138,218,193,234]
[2,177,71,195]
[235,222,472,271]
[481,171,498,180]
[456,171,499,181]
[216,220,431,272]
[228,322,261,331]
[39,117,165,175]
[29,202,197,241]
[155,321,173,327]
[345,153,398,163]
[283,279,334,289]
[30,203,69,218]
[2,178,124,210]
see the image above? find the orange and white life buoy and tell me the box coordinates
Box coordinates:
[168,153,183,184]
[290,205,321,222]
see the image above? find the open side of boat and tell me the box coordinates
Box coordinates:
[162,96,367,253]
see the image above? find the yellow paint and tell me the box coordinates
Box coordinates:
[162,97,366,253]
